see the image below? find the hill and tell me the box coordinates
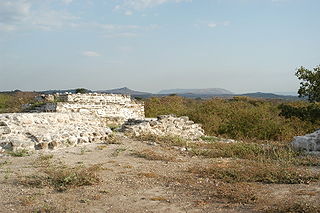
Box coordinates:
[97,87,151,96]
[158,88,233,95]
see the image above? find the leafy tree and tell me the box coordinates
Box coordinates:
[295,65,320,102]
[75,88,88,94]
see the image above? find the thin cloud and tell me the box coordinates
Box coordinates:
[0,0,79,32]
[205,21,230,28]
[115,0,192,12]
[0,0,31,23]
[62,0,73,5]
[208,23,217,28]
[104,32,139,38]
[82,51,100,57]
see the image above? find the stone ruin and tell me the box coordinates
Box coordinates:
[0,113,112,151]
[122,115,205,140]
[291,129,320,154]
[26,93,145,124]
[0,93,206,152]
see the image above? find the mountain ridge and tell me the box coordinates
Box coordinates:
[158,88,233,95]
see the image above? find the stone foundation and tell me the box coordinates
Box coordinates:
[121,115,205,140]
[29,93,145,123]
[0,113,112,151]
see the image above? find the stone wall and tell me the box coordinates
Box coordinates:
[121,115,205,140]
[0,113,112,151]
[32,93,145,123]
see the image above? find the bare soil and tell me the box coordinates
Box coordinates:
[0,135,319,213]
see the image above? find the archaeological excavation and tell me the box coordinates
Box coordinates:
[0,93,205,152]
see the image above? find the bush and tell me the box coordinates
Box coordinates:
[0,92,37,113]
[279,103,320,124]
[144,96,319,141]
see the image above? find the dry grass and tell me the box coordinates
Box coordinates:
[7,149,31,157]
[21,164,102,191]
[32,204,66,213]
[137,172,159,178]
[111,148,126,157]
[164,175,258,205]
[132,149,176,162]
[150,196,169,202]
[189,160,320,184]
[96,145,108,150]
[134,134,188,147]
[212,182,257,204]
[262,199,320,213]
[105,133,122,144]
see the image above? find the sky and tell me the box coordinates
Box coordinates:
[0,0,319,94]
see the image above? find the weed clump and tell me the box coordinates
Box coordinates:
[22,164,102,191]
[8,149,30,157]
[134,134,188,147]
[133,149,176,162]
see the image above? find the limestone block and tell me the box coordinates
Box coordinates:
[0,113,112,151]
[121,115,205,140]
[292,130,320,152]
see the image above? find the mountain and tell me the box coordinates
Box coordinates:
[273,92,298,96]
[97,87,152,96]
[41,89,93,94]
[239,92,301,100]
[30,88,302,100]
[158,88,233,95]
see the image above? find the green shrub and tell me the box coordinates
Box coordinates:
[279,103,320,124]
[144,96,319,141]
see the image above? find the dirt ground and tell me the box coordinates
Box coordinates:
[0,135,319,213]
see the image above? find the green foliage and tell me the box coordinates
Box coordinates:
[296,65,320,102]
[0,92,37,113]
[279,102,320,124]
[8,149,30,157]
[75,88,88,94]
[145,96,318,141]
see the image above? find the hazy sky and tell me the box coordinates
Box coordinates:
[0,0,319,93]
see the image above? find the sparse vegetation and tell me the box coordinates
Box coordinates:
[111,148,126,157]
[263,199,320,213]
[134,134,188,147]
[7,149,31,157]
[133,149,176,162]
[0,160,10,168]
[189,160,320,184]
[22,164,102,191]
[105,133,122,144]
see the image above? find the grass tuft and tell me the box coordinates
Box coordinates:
[22,164,102,191]
[8,149,30,157]
[133,149,176,162]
